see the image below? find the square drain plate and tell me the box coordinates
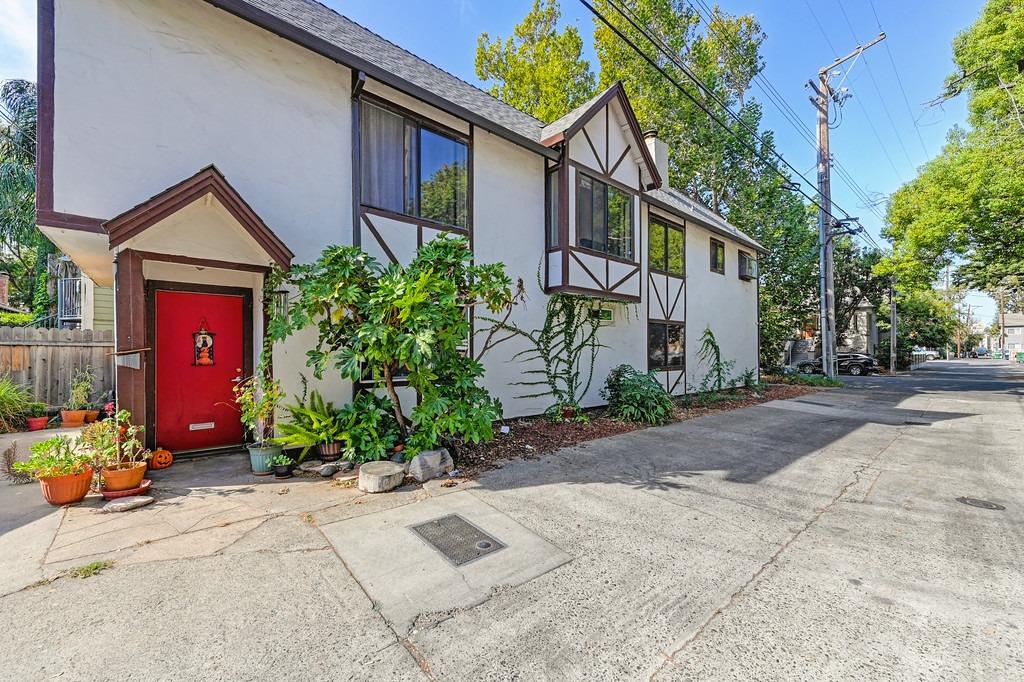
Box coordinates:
[410,514,506,566]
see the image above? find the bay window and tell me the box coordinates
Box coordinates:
[360,100,468,228]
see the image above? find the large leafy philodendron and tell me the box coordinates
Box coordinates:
[270,236,515,458]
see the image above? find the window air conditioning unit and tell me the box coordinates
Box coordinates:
[738,252,757,281]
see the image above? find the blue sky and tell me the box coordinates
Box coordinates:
[0,0,994,322]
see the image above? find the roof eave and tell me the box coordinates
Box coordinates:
[643,194,768,255]
[203,0,558,161]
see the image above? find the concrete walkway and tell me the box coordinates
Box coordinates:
[0,360,1021,680]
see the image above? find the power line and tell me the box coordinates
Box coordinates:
[681,0,886,244]
[867,0,931,157]
[585,0,864,236]
[835,0,915,170]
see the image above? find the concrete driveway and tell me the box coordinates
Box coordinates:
[0,360,1021,681]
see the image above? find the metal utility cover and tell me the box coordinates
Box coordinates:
[410,514,506,566]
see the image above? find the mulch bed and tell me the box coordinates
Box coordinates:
[455,383,821,479]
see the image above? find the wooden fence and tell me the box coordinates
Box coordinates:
[0,327,115,408]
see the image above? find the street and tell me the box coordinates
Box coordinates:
[0,359,1021,680]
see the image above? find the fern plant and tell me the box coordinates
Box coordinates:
[273,390,346,461]
[697,327,735,396]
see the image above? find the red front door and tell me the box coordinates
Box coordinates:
[154,289,247,451]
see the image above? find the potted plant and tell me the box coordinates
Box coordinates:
[12,435,94,506]
[81,409,148,492]
[273,389,345,462]
[232,364,284,476]
[84,402,102,424]
[61,367,94,427]
[25,402,49,431]
[269,453,294,479]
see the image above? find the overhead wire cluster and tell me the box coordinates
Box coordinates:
[581,0,883,250]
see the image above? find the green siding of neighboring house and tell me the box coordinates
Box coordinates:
[92,285,114,332]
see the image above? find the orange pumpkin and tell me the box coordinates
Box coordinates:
[150,448,174,470]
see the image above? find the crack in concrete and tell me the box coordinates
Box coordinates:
[648,427,904,680]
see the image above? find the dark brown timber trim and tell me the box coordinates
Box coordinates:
[114,249,146,434]
[36,0,55,214]
[104,166,293,268]
[131,251,270,273]
[36,210,106,233]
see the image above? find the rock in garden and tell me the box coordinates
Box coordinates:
[101,496,155,513]
[298,460,324,472]
[407,448,454,483]
[358,461,406,493]
[319,464,339,477]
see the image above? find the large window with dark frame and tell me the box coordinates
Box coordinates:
[360,99,468,229]
[649,218,685,276]
[648,322,684,371]
[576,172,634,260]
[709,237,725,274]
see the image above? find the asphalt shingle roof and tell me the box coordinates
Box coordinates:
[229,0,546,141]
[644,187,765,253]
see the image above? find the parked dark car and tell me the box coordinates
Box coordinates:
[797,353,880,376]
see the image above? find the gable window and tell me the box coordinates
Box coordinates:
[648,322,684,371]
[709,237,725,275]
[576,173,634,260]
[649,218,685,276]
[360,99,468,228]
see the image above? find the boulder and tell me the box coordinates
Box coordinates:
[101,495,155,513]
[298,459,324,472]
[407,448,454,483]
[358,461,406,493]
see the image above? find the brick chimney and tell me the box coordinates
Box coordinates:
[0,272,10,307]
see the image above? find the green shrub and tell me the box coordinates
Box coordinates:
[0,312,33,327]
[0,376,32,432]
[274,389,346,461]
[339,393,401,462]
[772,370,843,388]
[600,364,675,425]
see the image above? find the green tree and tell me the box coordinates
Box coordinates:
[0,79,50,311]
[877,289,957,367]
[270,236,515,456]
[476,0,596,123]
[880,0,1024,293]
[833,241,887,346]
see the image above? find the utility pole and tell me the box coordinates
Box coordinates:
[809,33,886,379]
[889,281,897,374]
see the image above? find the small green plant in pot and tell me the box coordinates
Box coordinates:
[268,453,294,479]
[273,387,346,462]
[13,435,94,506]
[61,367,94,427]
[24,401,49,431]
[232,364,284,476]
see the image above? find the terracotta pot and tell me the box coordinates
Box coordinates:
[84,410,100,423]
[38,466,93,506]
[101,462,147,492]
[26,416,49,431]
[60,409,87,427]
[317,441,342,462]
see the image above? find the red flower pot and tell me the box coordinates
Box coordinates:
[26,416,49,431]
[38,466,94,506]
[61,409,87,427]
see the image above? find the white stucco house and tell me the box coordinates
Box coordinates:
[37,0,764,453]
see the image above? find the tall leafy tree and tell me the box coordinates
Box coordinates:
[0,79,49,311]
[476,0,596,124]
[880,0,1024,293]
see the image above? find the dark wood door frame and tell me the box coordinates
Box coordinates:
[144,280,254,451]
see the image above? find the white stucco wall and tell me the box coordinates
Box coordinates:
[53,0,352,264]
[684,223,759,390]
